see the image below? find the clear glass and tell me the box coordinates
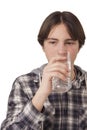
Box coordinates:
[52,52,72,93]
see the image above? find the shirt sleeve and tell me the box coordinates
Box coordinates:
[0,76,44,130]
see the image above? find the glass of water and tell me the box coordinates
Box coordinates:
[52,52,72,93]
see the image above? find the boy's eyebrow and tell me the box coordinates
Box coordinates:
[46,38,58,40]
[65,39,76,42]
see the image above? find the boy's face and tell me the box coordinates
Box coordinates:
[42,23,79,67]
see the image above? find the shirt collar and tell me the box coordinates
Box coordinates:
[72,65,86,89]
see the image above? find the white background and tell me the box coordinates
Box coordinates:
[0,0,87,126]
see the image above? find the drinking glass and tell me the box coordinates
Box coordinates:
[52,52,72,93]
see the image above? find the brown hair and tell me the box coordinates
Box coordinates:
[38,11,86,49]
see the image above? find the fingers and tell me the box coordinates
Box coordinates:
[43,67,68,81]
[43,60,69,81]
[45,63,67,74]
[49,55,67,64]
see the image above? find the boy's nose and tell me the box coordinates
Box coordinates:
[57,43,67,55]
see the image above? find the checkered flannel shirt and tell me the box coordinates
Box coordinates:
[1,64,87,130]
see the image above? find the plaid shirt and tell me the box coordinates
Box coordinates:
[1,64,87,130]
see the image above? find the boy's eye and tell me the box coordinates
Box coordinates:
[50,41,56,44]
[66,42,72,44]
[65,41,74,45]
[49,41,57,44]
